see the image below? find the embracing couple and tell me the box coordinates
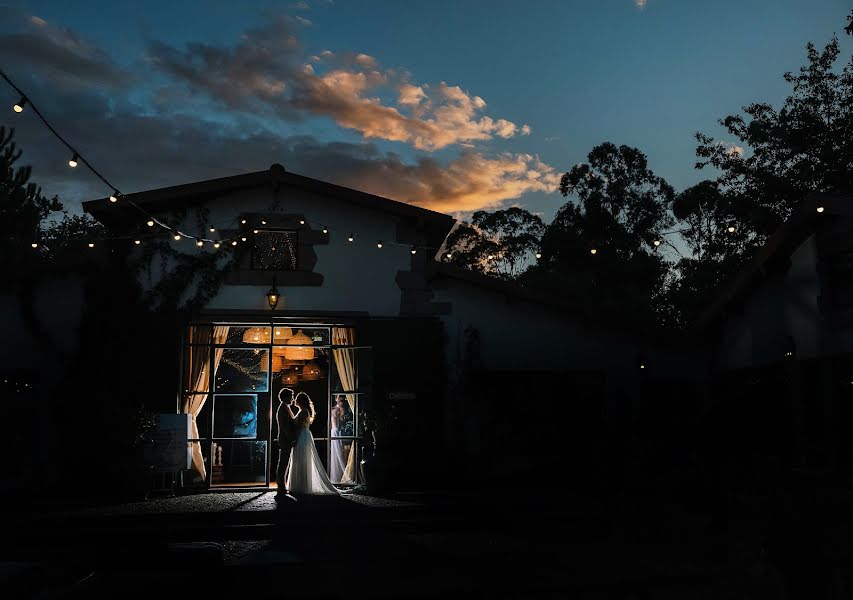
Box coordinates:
[275,388,341,496]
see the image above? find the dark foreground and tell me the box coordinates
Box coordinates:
[2,476,853,599]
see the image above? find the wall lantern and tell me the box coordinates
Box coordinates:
[266,276,280,310]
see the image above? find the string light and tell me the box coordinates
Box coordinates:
[446,252,452,259]
[816,206,825,213]
[196,239,204,247]
[253,229,259,234]
[590,248,597,255]
[134,239,141,245]
[1,68,709,259]
[727,225,736,233]
[31,242,38,249]
[173,233,182,241]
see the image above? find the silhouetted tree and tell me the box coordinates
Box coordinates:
[662,181,754,328]
[695,36,852,244]
[529,143,674,329]
[0,126,62,285]
[441,207,544,279]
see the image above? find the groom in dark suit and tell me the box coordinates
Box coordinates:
[275,393,298,495]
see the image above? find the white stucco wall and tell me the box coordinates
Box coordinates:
[434,277,706,384]
[715,233,853,370]
[137,185,417,316]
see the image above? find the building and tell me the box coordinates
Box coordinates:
[696,193,853,472]
[4,164,706,492]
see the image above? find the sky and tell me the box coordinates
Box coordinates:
[0,0,851,224]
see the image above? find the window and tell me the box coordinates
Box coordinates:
[251,229,298,271]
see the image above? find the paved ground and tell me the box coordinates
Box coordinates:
[2,485,850,598]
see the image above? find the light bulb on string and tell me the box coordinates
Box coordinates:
[173,233,181,241]
[134,239,141,245]
[241,236,247,242]
[213,242,221,249]
[377,241,383,249]
[535,252,541,259]
[446,252,452,259]
[410,246,417,255]
[241,219,247,224]
[31,242,38,249]
[231,240,238,246]
[817,206,825,213]
[300,219,305,225]
[196,239,204,247]
[261,220,267,225]
[727,225,736,233]
[68,153,79,168]
[590,248,597,255]
[109,190,119,203]
[87,242,95,248]
[653,239,661,247]
[322,227,328,234]
[348,234,354,242]
[209,226,216,232]
[13,96,27,113]
[253,229,259,234]
[147,220,154,227]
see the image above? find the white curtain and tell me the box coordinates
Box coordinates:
[332,328,357,483]
[183,325,229,482]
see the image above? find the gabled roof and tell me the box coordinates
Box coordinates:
[83,164,456,248]
[694,192,853,332]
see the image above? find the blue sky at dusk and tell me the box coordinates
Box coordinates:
[1,0,850,222]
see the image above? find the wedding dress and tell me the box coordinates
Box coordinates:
[286,419,340,495]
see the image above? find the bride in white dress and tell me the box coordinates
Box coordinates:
[285,391,340,495]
